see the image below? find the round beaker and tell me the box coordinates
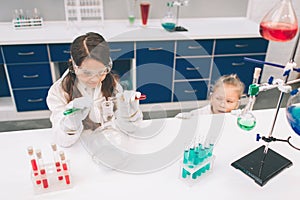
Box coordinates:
[259,0,298,42]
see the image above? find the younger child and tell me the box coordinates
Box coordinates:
[176,74,245,117]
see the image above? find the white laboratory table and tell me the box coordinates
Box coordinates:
[0,108,299,200]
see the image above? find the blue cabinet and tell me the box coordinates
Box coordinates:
[174,81,208,102]
[2,44,52,111]
[49,44,71,62]
[2,45,49,63]
[136,41,175,103]
[176,40,213,56]
[173,39,214,101]
[212,38,269,92]
[109,42,134,61]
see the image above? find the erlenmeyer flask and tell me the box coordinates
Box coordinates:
[259,0,298,42]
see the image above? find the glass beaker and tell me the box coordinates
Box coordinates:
[259,0,298,42]
[161,2,176,32]
[127,0,137,25]
[140,1,150,26]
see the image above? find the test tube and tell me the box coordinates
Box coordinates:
[36,149,49,189]
[51,144,63,181]
[59,151,71,185]
[27,146,41,185]
[181,147,190,178]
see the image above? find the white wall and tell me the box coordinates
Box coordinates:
[247,0,300,81]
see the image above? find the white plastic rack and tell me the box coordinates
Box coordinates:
[64,0,104,23]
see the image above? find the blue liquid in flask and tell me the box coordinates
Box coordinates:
[286,105,300,136]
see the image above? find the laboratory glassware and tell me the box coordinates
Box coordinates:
[286,89,300,136]
[173,0,189,31]
[161,2,176,32]
[237,68,261,131]
[140,1,150,26]
[127,0,137,25]
[259,0,298,42]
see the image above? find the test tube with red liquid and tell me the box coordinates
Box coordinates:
[27,146,41,185]
[51,144,63,181]
[59,151,71,185]
[140,2,150,26]
[35,149,49,189]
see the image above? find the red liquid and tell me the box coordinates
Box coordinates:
[55,162,63,181]
[260,22,298,42]
[40,169,48,188]
[31,159,38,171]
[140,3,150,25]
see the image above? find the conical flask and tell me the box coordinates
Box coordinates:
[259,0,298,42]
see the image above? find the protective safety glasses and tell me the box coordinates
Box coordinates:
[76,67,111,77]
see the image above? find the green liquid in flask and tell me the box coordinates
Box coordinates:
[237,117,256,131]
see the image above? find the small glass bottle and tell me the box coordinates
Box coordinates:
[259,0,298,42]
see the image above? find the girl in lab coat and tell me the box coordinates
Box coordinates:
[176,74,245,117]
[47,32,142,147]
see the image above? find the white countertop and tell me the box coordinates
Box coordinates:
[0,108,299,199]
[0,17,262,45]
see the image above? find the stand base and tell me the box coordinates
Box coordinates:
[231,145,292,186]
[175,26,188,32]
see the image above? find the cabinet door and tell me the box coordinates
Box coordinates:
[176,40,213,56]
[173,81,208,101]
[215,38,269,55]
[175,58,211,80]
[13,88,49,111]
[7,63,53,89]
[109,42,134,61]
[49,44,71,62]
[136,41,174,103]
[2,44,49,63]
[212,55,266,92]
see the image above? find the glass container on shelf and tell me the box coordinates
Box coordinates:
[259,0,298,42]
[161,2,176,32]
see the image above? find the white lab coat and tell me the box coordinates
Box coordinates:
[46,70,142,147]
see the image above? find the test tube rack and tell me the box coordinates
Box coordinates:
[27,146,72,194]
[13,18,43,29]
[179,144,215,186]
[64,0,104,23]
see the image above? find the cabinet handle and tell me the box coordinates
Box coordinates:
[27,98,43,103]
[186,67,200,71]
[63,50,71,54]
[188,46,202,50]
[235,44,248,48]
[17,52,35,56]
[232,62,245,66]
[148,47,163,51]
[184,89,197,93]
[110,48,122,52]
[23,74,39,79]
